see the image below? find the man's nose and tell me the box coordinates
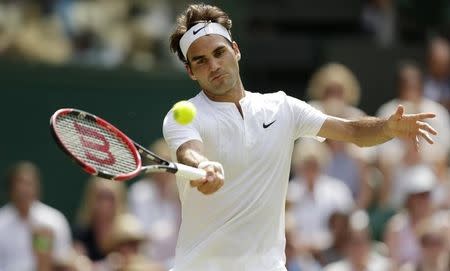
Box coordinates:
[209,58,221,71]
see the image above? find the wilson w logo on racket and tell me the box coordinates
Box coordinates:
[73,121,116,165]
[50,108,206,181]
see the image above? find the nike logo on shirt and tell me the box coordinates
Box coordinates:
[263,120,276,128]
[193,25,207,35]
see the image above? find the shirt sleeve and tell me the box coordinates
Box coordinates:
[286,95,328,140]
[162,109,203,159]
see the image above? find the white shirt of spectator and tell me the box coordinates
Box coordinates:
[287,174,355,249]
[324,252,392,271]
[424,77,450,102]
[128,179,180,266]
[0,201,72,271]
[163,91,327,271]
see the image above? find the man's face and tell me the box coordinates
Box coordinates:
[399,67,423,100]
[430,42,450,78]
[186,35,241,97]
[10,170,39,210]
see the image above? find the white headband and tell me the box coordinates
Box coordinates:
[179,22,232,60]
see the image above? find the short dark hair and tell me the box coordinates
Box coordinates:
[4,161,40,197]
[396,60,423,88]
[169,4,232,63]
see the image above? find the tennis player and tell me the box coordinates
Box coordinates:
[163,4,437,271]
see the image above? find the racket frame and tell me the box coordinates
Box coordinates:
[50,108,206,181]
[50,108,142,181]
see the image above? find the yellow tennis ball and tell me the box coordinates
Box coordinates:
[172,100,197,125]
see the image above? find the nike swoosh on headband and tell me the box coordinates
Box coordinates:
[193,25,207,35]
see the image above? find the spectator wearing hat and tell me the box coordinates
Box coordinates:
[399,213,450,271]
[307,63,373,210]
[94,213,165,271]
[384,165,436,267]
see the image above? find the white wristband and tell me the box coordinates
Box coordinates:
[198,161,225,179]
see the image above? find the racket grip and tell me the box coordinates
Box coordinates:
[175,163,207,180]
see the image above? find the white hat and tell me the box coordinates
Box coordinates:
[401,165,436,196]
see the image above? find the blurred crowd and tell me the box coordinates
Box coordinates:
[285,36,450,271]
[1,36,450,271]
[1,0,449,70]
[0,139,179,271]
[0,0,189,70]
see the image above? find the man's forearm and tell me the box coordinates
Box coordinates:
[348,117,393,147]
[176,140,208,167]
[319,105,435,148]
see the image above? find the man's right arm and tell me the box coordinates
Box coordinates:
[177,140,225,195]
[176,140,208,168]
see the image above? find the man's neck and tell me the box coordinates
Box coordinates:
[13,202,33,219]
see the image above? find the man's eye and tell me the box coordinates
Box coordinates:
[197,58,206,64]
[215,50,224,57]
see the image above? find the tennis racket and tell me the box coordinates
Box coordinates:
[50,108,206,181]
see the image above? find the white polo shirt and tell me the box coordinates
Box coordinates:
[0,202,72,271]
[163,90,327,271]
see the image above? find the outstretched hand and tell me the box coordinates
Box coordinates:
[386,105,438,150]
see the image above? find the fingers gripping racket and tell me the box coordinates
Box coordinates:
[50,108,206,181]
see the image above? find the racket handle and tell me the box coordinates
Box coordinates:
[175,163,207,180]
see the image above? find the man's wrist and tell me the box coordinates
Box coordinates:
[198,161,225,178]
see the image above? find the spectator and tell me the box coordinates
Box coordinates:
[284,211,322,271]
[376,62,450,206]
[308,63,373,209]
[127,0,174,70]
[0,1,22,54]
[94,213,165,271]
[377,61,450,162]
[128,138,180,266]
[0,161,72,271]
[361,0,396,47]
[399,213,450,271]
[423,37,450,111]
[308,63,364,119]
[318,211,351,266]
[61,0,131,68]
[324,210,392,271]
[288,140,355,255]
[73,176,127,262]
[52,248,93,271]
[384,165,436,267]
[13,1,72,64]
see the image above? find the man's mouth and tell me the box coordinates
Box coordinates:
[211,73,226,81]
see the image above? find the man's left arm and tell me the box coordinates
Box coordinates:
[317,105,437,148]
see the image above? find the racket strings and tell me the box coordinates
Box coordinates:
[55,114,138,175]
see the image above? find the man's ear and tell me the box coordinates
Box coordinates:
[185,63,197,80]
[232,41,241,61]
